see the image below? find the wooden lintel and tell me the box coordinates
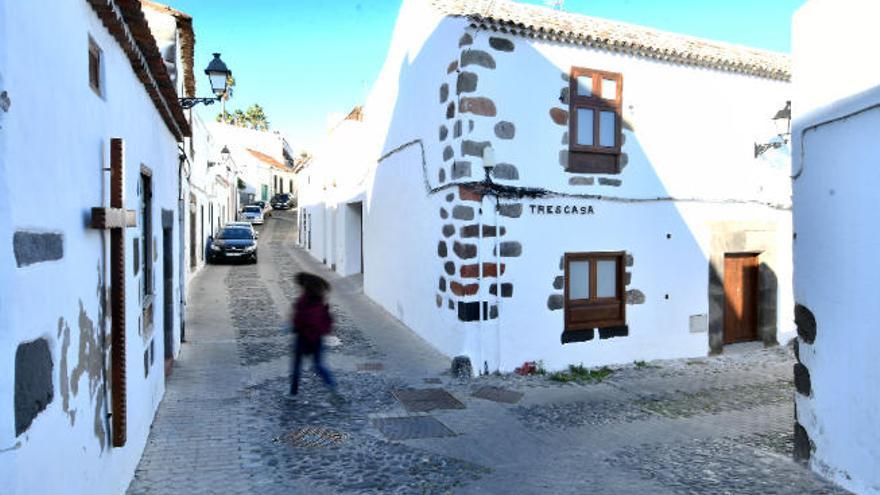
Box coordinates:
[91,207,137,230]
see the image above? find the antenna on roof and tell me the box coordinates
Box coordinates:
[543,0,564,10]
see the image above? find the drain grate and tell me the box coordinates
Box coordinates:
[472,386,524,404]
[392,388,466,413]
[283,426,349,448]
[372,415,456,441]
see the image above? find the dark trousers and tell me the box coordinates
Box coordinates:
[290,336,335,394]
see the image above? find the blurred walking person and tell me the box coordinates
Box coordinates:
[290,272,340,401]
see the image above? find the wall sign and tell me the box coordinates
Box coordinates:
[528,204,595,215]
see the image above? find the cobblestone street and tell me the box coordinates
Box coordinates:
[127,210,847,495]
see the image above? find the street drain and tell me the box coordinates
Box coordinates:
[283,426,349,448]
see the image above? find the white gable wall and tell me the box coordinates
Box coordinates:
[791,1,880,493]
[0,1,182,493]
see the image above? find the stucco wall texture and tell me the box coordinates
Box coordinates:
[0,1,182,493]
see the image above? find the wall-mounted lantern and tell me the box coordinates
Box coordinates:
[179,53,232,109]
[754,101,791,158]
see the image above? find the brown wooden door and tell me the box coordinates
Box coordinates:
[723,253,759,344]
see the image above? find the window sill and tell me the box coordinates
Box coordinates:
[567,150,620,174]
[561,325,628,344]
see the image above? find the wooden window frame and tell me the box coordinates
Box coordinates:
[88,38,102,97]
[568,68,623,174]
[563,251,626,331]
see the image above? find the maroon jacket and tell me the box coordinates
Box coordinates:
[293,295,332,342]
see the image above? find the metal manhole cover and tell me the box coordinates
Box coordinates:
[472,386,524,404]
[372,415,456,441]
[392,388,466,413]
[357,362,384,371]
[283,426,349,448]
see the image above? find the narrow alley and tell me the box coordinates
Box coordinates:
[128,211,845,495]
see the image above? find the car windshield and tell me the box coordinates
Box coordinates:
[243,206,261,213]
[275,195,289,201]
[218,228,253,240]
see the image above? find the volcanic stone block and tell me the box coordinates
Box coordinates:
[442,224,455,237]
[438,168,446,183]
[457,302,481,322]
[550,108,568,126]
[460,97,497,117]
[562,329,595,344]
[547,294,564,311]
[440,208,448,219]
[439,277,447,292]
[446,193,455,202]
[444,261,456,275]
[458,185,482,202]
[452,161,472,179]
[559,87,570,105]
[489,283,513,297]
[489,37,515,52]
[443,145,454,161]
[15,338,54,436]
[599,325,629,339]
[626,289,646,305]
[447,60,459,73]
[459,33,473,47]
[794,422,813,463]
[447,102,455,119]
[794,304,817,344]
[462,140,491,158]
[453,241,477,259]
[553,276,564,290]
[599,178,622,187]
[450,281,478,296]
[13,231,63,267]
[436,294,443,307]
[498,203,522,218]
[496,241,521,257]
[492,163,519,180]
[569,176,594,186]
[452,205,474,221]
[494,121,515,140]
[440,83,449,103]
[460,225,499,238]
[794,363,812,396]
[461,49,495,69]
[439,125,448,141]
[457,71,478,93]
[437,241,448,258]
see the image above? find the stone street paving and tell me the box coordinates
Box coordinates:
[128,210,848,495]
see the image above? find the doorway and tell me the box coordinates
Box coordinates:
[346,201,364,274]
[163,225,174,378]
[723,253,759,344]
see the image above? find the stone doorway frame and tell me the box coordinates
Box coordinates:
[708,222,780,354]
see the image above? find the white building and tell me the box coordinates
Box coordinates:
[300,0,795,373]
[0,0,192,493]
[209,122,297,206]
[298,106,368,275]
[791,1,880,493]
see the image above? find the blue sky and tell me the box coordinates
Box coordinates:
[172,0,805,149]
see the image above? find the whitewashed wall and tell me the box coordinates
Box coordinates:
[0,1,182,493]
[792,1,880,493]
[347,0,793,372]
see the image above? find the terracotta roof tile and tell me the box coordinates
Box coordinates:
[246,148,290,171]
[430,0,790,80]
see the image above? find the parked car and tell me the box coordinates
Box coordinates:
[254,200,270,213]
[241,205,264,225]
[271,193,293,210]
[208,226,258,264]
[226,221,258,239]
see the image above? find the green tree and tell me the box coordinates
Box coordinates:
[216,103,270,131]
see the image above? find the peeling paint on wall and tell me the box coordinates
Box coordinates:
[56,300,108,450]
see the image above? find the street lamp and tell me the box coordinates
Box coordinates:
[754,101,791,158]
[179,53,232,109]
[220,145,231,162]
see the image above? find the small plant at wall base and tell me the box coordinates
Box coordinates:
[548,364,614,383]
[237,178,246,190]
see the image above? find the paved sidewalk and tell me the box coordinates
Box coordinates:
[128,210,848,494]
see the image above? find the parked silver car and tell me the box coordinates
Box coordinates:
[241,205,264,225]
